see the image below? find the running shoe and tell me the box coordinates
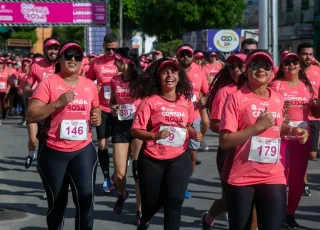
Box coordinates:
[101,178,115,193]
[285,215,300,229]
[25,152,36,169]
[137,220,150,230]
[185,190,191,199]
[42,192,47,200]
[302,184,311,196]
[136,211,142,226]
[196,159,202,165]
[21,120,27,126]
[113,190,129,214]
[201,212,214,229]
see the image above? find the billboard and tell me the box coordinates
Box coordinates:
[0,2,106,25]
[86,26,107,55]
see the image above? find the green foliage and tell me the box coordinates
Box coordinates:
[154,39,183,56]
[52,26,85,47]
[10,30,38,44]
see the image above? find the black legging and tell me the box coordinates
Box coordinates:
[38,142,98,230]
[138,151,192,230]
[223,183,286,230]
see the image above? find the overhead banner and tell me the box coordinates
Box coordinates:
[0,2,106,24]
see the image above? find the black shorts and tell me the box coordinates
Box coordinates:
[309,120,320,152]
[96,111,113,140]
[112,119,134,143]
[216,146,227,175]
[9,87,18,95]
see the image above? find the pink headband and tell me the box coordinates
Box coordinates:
[245,52,274,70]
[281,53,299,64]
[59,43,83,56]
[177,46,194,54]
[157,60,180,74]
[115,53,134,64]
[44,39,60,48]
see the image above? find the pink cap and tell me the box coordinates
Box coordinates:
[245,52,274,70]
[152,50,162,55]
[210,52,217,56]
[44,39,60,48]
[59,43,83,56]
[194,52,204,58]
[6,59,12,64]
[114,53,133,64]
[226,53,247,64]
[157,60,180,74]
[177,46,194,55]
[281,52,299,64]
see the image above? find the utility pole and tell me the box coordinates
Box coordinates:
[259,0,269,50]
[272,0,279,65]
[119,0,123,46]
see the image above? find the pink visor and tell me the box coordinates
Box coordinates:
[194,52,204,58]
[226,53,247,64]
[177,46,194,54]
[281,53,299,64]
[59,43,83,56]
[245,52,274,70]
[157,60,180,74]
[210,52,217,56]
[44,39,60,48]
[6,59,12,64]
[114,53,134,64]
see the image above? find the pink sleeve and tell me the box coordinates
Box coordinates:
[201,71,209,95]
[86,61,96,81]
[210,90,227,120]
[219,94,239,132]
[269,80,281,93]
[26,64,37,85]
[132,99,151,130]
[31,80,50,104]
[91,83,99,108]
[188,99,195,124]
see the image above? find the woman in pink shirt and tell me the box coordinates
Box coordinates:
[269,52,315,229]
[131,58,203,230]
[219,50,308,230]
[0,58,10,124]
[26,41,101,230]
[109,47,143,224]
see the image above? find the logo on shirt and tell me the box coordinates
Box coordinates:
[251,104,281,118]
[57,86,65,90]
[84,86,90,92]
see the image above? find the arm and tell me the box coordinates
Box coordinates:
[26,98,60,123]
[86,62,96,81]
[210,119,220,133]
[206,73,213,85]
[131,128,157,141]
[23,81,34,97]
[199,106,209,135]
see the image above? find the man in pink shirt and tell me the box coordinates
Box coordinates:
[176,44,209,199]
[87,33,119,193]
[297,42,320,196]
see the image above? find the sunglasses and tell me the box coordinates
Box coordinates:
[63,52,83,62]
[242,49,255,55]
[228,64,244,71]
[179,51,193,58]
[283,60,300,66]
[105,47,116,52]
[249,61,272,71]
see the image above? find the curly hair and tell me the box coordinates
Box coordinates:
[131,58,193,100]
[272,59,315,95]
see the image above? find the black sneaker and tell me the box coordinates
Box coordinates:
[285,215,300,229]
[137,220,150,230]
[302,184,311,196]
[201,212,213,229]
[196,159,202,165]
[136,211,142,226]
[113,191,129,214]
[25,153,36,169]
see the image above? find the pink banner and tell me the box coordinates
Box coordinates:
[0,2,106,24]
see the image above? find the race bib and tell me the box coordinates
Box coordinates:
[156,125,187,147]
[284,121,308,139]
[118,104,135,120]
[0,82,5,89]
[104,86,111,99]
[60,120,88,141]
[191,94,197,102]
[248,136,280,164]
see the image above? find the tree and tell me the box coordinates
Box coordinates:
[136,0,247,40]
[11,30,38,44]
[52,26,85,47]
[154,39,183,56]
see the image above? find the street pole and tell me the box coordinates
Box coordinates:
[119,0,123,46]
[272,0,279,65]
[258,0,269,50]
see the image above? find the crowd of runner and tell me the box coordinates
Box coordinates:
[1,33,319,230]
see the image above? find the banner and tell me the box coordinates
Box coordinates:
[0,2,106,24]
[207,29,241,52]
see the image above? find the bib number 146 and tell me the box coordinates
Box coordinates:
[60,120,88,141]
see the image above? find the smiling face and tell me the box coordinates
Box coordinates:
[282,57,301,79]
[247,57,273,87]
[159,65,180,92]
[59,48,83,75]
[177,50,193,68]
[44,45,59,62]
[228,59,245,83]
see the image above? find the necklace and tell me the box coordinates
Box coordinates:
[63,77,79,88]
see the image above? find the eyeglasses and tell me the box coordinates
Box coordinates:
[228,64,244,71]
[105,47,116,52]
[63,52,83,62]
[283,60,300,66]
[249,61,272,71]
[242,49,255,55]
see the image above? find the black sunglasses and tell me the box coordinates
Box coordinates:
[64,52,83,62]
[283,60,300,66]
[105,47,116,52]
[228,64,244,71]
[179,51,193,58]
[249,61,272,71]
[242,49,255,55]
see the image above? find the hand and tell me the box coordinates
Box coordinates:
[91,112,101,126]
[293,127,308,144]
[55,90,75,108]
[191,132,203,142]
[97,84,102,93]
[255,108,275,131]
[154,129,170,140]
[111,104,119,117]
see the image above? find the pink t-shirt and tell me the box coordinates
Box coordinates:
[305,65,320,120]
[206,62,223,78]
[32,74,99,152]
[187,62,209,119]
[87,55,118,113]
[270,80,312,122]
[210,83,237,120]
[0,70,9,93]
[220,86,286,186]
[26,59,56,85]
[132,95,194,160]
[18,72,28,93]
